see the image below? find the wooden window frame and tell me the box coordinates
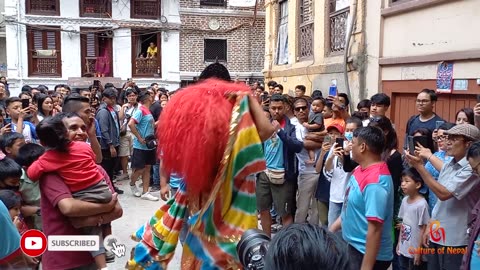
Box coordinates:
[27,26,62,77]
[297,0,314,61]
[26,0,60,16]
[80,0,112,18]
[131,30,162,78]
[130,0,161,19]
[204,39,227,62]
[80,28,114,77]
[325,0,350,56]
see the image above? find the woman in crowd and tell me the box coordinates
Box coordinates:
[35,94,54,122]
[456,108,474,125]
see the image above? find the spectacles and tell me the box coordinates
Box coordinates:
[436,135,447,142]
[294,106,307,112]
[416,99,431,104]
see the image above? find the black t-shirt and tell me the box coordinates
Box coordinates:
[150,101,162,122]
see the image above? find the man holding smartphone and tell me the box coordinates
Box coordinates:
[4,97,37,143]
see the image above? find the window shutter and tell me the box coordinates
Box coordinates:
[33,31,43,50]
[46,31,56,49]
[86,33,97,57]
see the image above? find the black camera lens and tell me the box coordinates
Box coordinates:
[237,229,270,270]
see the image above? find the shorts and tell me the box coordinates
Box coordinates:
[118,131,133,157]
[131,148,156,169]
[256,171,295,217]
[72,180,112,203]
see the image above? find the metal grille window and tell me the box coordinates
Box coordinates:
[329,0,350,54]
[26,0,59,15]
[131,0,160,19]
[80,0,111,17]
[27,27,61,76]
[204,39,227,62]
[276,0,289,65]
[299,0,313,59]
[200,0,226,6]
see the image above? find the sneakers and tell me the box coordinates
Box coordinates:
[141,192,159,201]
[105,250,115,263]
[130,184,141,197]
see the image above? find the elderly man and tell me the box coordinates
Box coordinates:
[406,124,480,270]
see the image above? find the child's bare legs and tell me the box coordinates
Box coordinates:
[94,253,107,269]
[306,150,316,164]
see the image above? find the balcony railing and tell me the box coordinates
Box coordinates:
[329,7,350,53]
[81,0,111,17]
[33,56,59,75]
[200,0,226,6]
[135,58,160,76]
[30,0,58,13]
[84,57,97,75]
[299,23,313,59]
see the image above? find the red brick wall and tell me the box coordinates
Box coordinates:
[179,0,265,74]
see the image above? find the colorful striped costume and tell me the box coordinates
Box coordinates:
[127,93,266,269]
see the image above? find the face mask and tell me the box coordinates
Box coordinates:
[345,132,353,142]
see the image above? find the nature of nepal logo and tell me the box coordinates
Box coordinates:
[429,220,446,243]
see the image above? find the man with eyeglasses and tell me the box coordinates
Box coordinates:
[406,124,480,270]
[405,89,444,148]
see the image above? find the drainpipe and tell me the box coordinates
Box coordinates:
[16,0,24,89]
[343,0,358,113]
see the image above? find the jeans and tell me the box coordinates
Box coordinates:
[398,255,427,270]
[315,200,329,226]
[328,201,343,228]
[152,160,160,187]
[100,147,119,187]
[427,242,465,270]
[294,173,320,223]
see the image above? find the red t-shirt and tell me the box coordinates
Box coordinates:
[40,165,113,270]
[27,141,104,192]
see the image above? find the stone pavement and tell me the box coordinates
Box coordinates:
[107,182,183,269]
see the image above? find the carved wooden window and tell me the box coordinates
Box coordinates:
[328,0,350,54]
[276,0,289,65]
[131,0,160,19]
[132,31,161,77]
[204,39,227,62]
[26,0,60,15]
[299,0,314,59]
[80,0,111,17]
[27,27,61,77]
[80,30,113,77]
[200,0,226,7]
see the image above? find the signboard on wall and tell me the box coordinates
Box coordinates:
[229,0,256,7]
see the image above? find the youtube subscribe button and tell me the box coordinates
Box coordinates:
[48,235,100,251]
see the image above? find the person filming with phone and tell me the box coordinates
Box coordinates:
[3,97,37,143]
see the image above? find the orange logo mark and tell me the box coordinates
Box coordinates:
[429,220,446,243]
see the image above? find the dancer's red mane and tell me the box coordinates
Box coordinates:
[157,79,250,194]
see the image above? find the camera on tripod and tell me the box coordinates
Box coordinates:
[236,229,271,270]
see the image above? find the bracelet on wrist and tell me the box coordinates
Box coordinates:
[427,154,433,161]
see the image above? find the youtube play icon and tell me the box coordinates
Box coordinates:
[21,229,47,257]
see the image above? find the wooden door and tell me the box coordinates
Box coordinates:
[390,93,477,148]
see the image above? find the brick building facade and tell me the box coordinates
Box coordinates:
[179,0,265,86]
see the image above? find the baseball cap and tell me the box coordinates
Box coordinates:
[444,124,480,141]
[327,124,345,134]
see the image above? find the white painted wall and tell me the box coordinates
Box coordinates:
[5,0,181,95]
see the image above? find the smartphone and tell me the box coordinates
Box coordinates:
[335,138,344,149]
[324,135,332,144]
[435,120,445,130]
[408,136,415,155]
[477,94,480,103]
[328,85,337,97]
[21,99,29,109]
[4,118,11,125]
[413,136,429,149]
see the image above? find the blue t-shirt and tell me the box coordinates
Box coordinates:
[170,173,182,189]
[132,105,155,150]
[424,151,452,213]
[341,162,394,261]
[0,201,21,262]
[472,235,480,269]
[263,133,284,170]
